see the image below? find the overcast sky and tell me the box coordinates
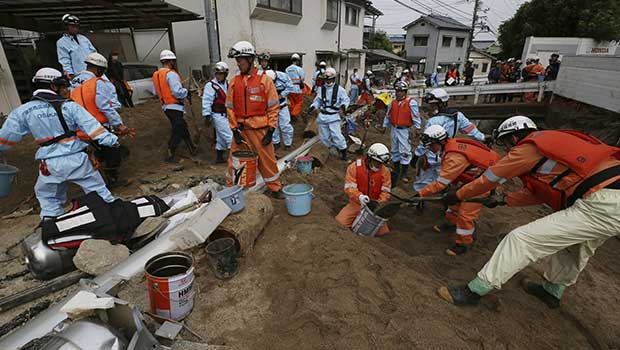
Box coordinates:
[367,0,529,41]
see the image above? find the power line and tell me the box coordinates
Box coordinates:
[392,0,429,16]
[428,0,473,18]
[405,0,436,14]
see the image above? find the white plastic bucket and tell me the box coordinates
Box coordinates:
[351,204,388,237]
[216,185,245,213]
[145,251,195,321]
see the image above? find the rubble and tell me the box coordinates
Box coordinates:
[73,240,130,275]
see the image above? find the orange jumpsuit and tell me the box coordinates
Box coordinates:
[524,63,545,102]
[336,158,392,236]
[419,151,489,245]
[226,68,282,192]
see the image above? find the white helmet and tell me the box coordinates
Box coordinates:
[32,67,63,83]
[265,69,276,81]
[366,70,373,76]
[291,53,301,61]
[533,56,540,62]
[367,143,390,164]
[394,81,408,91]
[228,41,255,58]
[319,61,327,67]
[403,69,410,74]
[493,115,538,141]
[62,14,80,25]
[214,61,229,73]
[325,67,337,79]
[421,125,448,146]
[424,88,449,104]
[84,52,107,68]
[436,65,442,70]
[160,49,177,61]
[467,58,474,63]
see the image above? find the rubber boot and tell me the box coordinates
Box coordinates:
[215,150,226,164]
[391,164,402,188]
[521,279,560,309]
[340,148,348,160]
[270,190,286,199]
[165,148,179,164]
[400,163,410,183]
[437,285,481,306]
[446,243,469,256]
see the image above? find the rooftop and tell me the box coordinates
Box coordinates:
[403,14,470,31]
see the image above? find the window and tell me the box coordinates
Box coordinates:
[326,0,338,22]
[442,36,452,47]
[413,36,428,46]
[456,37,465,47]
[257,0,302,15]
[345,5,359,26]
[482,62,488,73]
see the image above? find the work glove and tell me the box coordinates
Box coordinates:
[233,128,245,145]
[262,127,275,146]
[114,124,135,138]
[442,188,460,206]
[359,194,370,205]
[480,193,507,208]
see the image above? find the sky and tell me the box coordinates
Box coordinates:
[367,0,529,41]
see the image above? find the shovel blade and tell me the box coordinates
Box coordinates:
[373,202,403,218]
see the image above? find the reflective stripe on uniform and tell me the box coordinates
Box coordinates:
[0,138,17,146]
[263,173,280,182]
[483,168,507,183]
[463,124,475,133]
[437,176,452,185]
[89,126,106,138]
[381,186,391,192]
[356,159,362,166]
[456,227,475,235]
[539,159,557,175]
[344,183,358,189]
[267,100,279,107]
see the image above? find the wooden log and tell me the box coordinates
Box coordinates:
[211,193,274,257]
[303,116,319,138]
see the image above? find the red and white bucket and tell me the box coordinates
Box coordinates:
[230,150,257,188]
[145,251,195,321]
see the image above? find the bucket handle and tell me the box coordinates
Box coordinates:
[151,278,196,303]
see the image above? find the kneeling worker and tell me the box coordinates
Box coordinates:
[417,125,499,255]
[336,143,392,236]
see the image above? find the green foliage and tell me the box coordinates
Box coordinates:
[498,0,620,59]
[367,31,394,52]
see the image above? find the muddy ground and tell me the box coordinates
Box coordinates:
[1,96,619,349]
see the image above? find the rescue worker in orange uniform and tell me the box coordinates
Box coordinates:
[438,116,620,308]
[336,143,392,236]
[153,49,195,163]
[70,53,134,186]
[356,70,374,106]
[524,57,546,102]
[444,63,460,86]
[225,41,285,199]
[417,125,499,256]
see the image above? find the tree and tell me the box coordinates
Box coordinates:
[498,0,620,59]
[367,31,393,52]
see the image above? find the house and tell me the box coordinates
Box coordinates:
[403,15,470,74]
[388,35,406,55]
[472,40,501,56]
[469,48,495,76]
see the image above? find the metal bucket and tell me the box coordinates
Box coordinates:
[230,150,257,188]
[205,237,238,280]
[144,251,195,321]
[0,161,18,198]
[351,204,388,237]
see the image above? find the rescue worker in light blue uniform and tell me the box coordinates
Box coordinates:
[383,81,422,187]
[202,61,232,163]
[0,68,118,219]
[312,61,327,93]
[56,14,97,79]
[309,67,350,160]
[349,68,361,103]
[414,88,486,191]
[266,69,295,151]
[431,65,441,88]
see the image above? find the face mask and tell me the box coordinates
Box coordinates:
[111,55,119,60]
[326,81,335,87]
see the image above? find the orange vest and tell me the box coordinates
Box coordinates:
[71,77,108,141]
[356,157,384,200]
[232,70,268,120]
[443,138,500,183]
[447,69,458,80]
[518,130,620,210]
[152,68,183,105]
[389,97,413,127]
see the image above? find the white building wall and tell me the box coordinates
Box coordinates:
[0,40,21,115]
[521,36,619,64]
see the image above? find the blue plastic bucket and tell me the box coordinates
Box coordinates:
[216,185,245,213]
[0,162,18,198]
[282,184,314,217]
[296,156,313,174]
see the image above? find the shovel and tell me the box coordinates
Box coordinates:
[130,190,213,240]
[370,194,444,218]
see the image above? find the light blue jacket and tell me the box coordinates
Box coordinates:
[153,68,188,112]
[56,33,97,76]
[70,71,123,127]
[415,111,485,156]
[0,90,118,160]
[285,64,305,94]
[202,78,228,116]
[383,97,421,129]
[431,72,439,87]
[274,71,295,105]
[311,84,350,124]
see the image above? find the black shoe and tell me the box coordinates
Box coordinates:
[437,285,481,306]
[446,243,469,256]
[215,150,226,164]
[274,143,281,151]
[284,145,292,151]
[340,149,348,160]
[165,155,179,164]
[400,163,410,183]
[270,190,286,199]
[522,279,560,309]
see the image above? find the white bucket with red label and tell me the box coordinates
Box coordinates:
[145,251,195,321]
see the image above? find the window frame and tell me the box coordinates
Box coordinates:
[256,0,302,15]
[482,62,488,73]
[326,0,339,23]
[345,5,359,26]
[413,36,428,46]
[455,37,465,48]
[441,36,452,48]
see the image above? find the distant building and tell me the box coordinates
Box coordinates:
[403,14,470,74]
[473,40,501,56]
[469,48,495,75]
[388,35,405,55]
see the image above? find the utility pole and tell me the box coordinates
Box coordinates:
[204,0,220,65]
[465,0,480,62]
